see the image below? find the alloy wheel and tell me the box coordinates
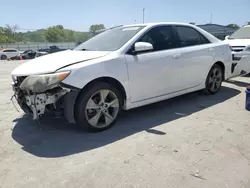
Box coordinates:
[208,67,222,93]
[1,55,7,60]
[85,89,120,128]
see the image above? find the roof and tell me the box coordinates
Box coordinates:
[0,48,18,51]
[197,24,237,34]
[94,22,196,33]
[124,22,194,27]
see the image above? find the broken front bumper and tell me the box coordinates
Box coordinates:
[12,81,68,120]
[230,51,250,78]
[24,91,67,119]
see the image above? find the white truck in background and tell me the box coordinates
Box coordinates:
[225,25,250,52]
[225,25,250,77]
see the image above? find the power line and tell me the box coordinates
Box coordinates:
[18,28,41,31]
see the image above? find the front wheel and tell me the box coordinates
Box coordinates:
[1,55,7,60]
[204,64,223,94]
[75,82,122,132]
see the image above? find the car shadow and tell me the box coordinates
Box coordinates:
[226,80,250,88]
[243,73,250,78]
[12,86,241,158]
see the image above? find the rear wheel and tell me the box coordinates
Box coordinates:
[75,82,122,132]
[204,64,223,94]
[1,55,7,60]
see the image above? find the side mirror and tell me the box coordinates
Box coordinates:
[225,35,230,40]
[134,42,153,53]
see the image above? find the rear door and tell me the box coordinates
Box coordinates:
[11,49,19,57]
[173,25,215,88]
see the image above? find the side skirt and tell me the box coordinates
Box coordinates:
[123,84,205,110]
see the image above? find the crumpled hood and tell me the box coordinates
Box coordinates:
[226,39,250,47]
[11,50,110,76]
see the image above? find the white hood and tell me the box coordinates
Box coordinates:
[11,50,110,76]
[226,39,250,47]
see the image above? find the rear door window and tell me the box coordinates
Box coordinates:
[3,49,17,52]
[175,26,210,47]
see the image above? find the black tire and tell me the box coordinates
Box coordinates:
[75,82,123,132]
[1,55,7,60]
[204,64,223,95]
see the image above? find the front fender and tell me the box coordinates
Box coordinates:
[60,58,128,86]
[60,56,130,100]
[60,57,130,124]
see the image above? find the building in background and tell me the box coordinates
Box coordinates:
[197,24,238,40]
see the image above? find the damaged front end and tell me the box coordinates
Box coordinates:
[230,51,250,78]
[12,71,72,120]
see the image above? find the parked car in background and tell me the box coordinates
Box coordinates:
[38,45,67,54]
[0,48,19,60]
[21,50,48,57]
[225,25,250,52]
[11,22,250,132]
[9,50,47,60]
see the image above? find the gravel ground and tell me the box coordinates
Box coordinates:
[1,60,250,188]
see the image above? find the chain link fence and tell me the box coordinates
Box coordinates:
[0,42,77,51]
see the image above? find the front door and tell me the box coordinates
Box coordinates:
[125,25,183,102]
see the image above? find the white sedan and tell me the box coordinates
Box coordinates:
[0,48,19,60]
[11,22,248,132]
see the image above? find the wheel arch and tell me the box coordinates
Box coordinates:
[214,61,225,80]
[76,76,127,105]
[0,54,7,60]
[64,76,128,124]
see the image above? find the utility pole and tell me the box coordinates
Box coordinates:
[142,8,145,23]
[210,14,213,24]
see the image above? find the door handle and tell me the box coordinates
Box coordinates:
[172,54,181,59]
[208,48,214,52]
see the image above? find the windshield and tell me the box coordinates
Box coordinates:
[74,26,145,51]
[230,26,250,39]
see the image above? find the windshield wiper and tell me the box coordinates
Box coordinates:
[81,48,89,51]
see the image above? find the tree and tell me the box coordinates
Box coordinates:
[45,25,66,42]
[0,25,15,42]
[44,25,81,42]
[4,25,13,39]
[189,22,195,25]
[12,24,19,40]
[227,24,240,28]
[247,22,250,25]
[0,26,10,42]
[0,23,103,43]
[3,24,19,41]
[75,31,89,42]
[89,24,105,33]
[64,29,76,42]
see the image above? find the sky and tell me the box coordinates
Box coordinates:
[1,0,249,32]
